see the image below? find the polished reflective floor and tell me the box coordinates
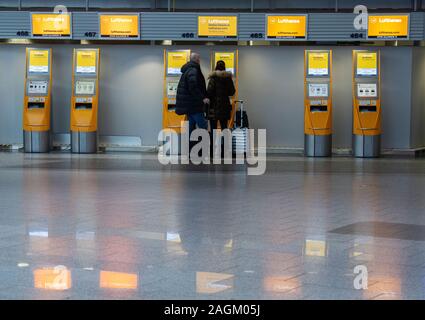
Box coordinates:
[0,152,425,300]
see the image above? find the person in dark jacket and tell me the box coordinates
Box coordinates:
[175,52,209,134]
[206,60,236,130]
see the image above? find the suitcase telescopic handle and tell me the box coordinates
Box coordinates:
[234,100,244,128]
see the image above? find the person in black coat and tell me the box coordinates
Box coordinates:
[206,60,236,130]
[175,52,210,133]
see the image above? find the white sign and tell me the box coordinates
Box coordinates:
[308,83,328,97]
[357,83,377,98]
[28,80,48,94]
[76,80,95,95]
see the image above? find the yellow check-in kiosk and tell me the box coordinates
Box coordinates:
[163,49,190,133]
[304,50,332,157]
[23,48,52,153]
[70,48,100,153]
[352,50,381,157]
[210,50,238,128]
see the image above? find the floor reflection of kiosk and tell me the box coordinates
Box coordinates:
[23,48,52,153]
[210,51,238,128]
[162,49,190,154]
[352,50,381,157]
[70,48,100,154]
[304,50,332,157]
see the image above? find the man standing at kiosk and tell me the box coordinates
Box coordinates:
[175,52,209,134]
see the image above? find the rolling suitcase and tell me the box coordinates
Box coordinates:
[232,100,249,155]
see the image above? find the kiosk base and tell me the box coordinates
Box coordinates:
[304,134,332,157]
[71,131,97,154]
[23,130,50,153]
[353,134,380,158]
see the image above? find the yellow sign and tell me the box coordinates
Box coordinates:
[76,50,97,74]
[167,51,190,75]
[198,16,237,38]
[368,15,409,39]
[33,267,72,290]
[357,52,378,76]
[100,14,139,38]
[308,52,329,76]
[267,15,307,39]
[214,52,235,74]
[99,271,138,289]
[28,49,49,73]
[32,13,71,37]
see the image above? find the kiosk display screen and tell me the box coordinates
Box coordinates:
[167,51,190,75]
[307,52,329,76]
[28,50,49,73]
[357,52,377,76]
[214,52,235,74]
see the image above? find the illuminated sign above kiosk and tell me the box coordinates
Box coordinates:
[100,14,140,38]
[367,14,409,39]
[32,13,71,38]
[198,16,237,38]
[266,15,307,39]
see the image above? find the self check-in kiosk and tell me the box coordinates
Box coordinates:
[23,48,52,153]
[304,50,332,157]
[70,48,100,154]
[352,50,381,157]
[163,49,190,133]
[210,50,238,128]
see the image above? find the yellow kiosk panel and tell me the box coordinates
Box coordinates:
[71,48,100,153]
[304,50,332,157]
[163,50,191,133]
[352,50,381,157]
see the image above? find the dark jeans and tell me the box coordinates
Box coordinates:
[188,113,208,156]
[210,119,228,130]
[188,113,208,135]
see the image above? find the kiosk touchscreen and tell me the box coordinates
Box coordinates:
[70,48,100,154]
[304,50,332,157]
[352,50,381,157]
[163,49,190,133]
[210,51,238,128]
[23,48,52,153]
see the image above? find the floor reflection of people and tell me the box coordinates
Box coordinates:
[170,173,236,296]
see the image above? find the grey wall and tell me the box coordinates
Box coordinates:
[0,43,418,149]
[239,46,413,149]
[411,47,425,148]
